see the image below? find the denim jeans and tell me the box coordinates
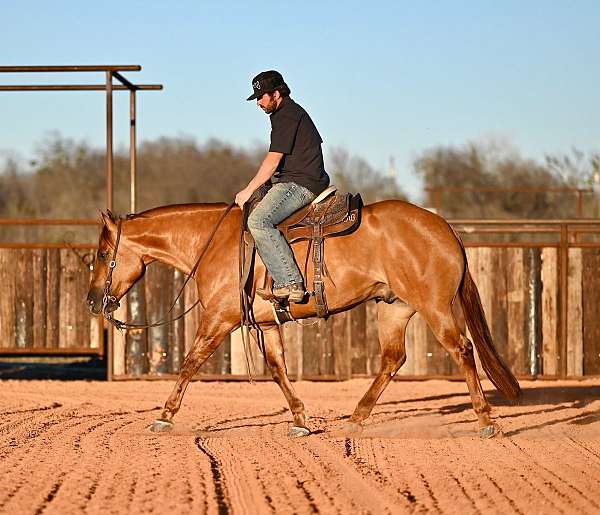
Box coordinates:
[247,182,316,288]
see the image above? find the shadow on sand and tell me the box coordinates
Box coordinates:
[0,356,106,380]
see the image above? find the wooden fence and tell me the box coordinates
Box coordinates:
[110,237,600,380]
[0,246,102,355]
[0,220,599,380]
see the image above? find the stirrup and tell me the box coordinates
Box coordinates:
[271,301,295,325]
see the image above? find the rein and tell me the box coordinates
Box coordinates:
[101,202,236,331]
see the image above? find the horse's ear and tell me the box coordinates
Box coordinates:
[100,210,116,229]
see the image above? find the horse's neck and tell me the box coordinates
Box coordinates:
[127,208,224,274]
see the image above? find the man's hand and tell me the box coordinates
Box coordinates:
[235,187,253,208]
[235,151,283,208]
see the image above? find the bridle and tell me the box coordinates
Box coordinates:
[100,202,236,331]
[101,217,124,327]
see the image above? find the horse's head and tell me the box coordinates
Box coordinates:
[86,210,147,315]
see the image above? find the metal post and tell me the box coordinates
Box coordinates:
[106,71,114,380]
[130,90,137,212]
[106,71,114,211]
[125,87,149,376]
[559,223,569,377]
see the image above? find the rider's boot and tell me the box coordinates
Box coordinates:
[273,282,306,303]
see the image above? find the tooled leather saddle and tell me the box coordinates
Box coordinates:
[241,183,362,323]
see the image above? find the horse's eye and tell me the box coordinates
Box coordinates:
[97,251,108,261]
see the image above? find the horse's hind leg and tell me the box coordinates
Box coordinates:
[420,303,497,438]
[262,326,309,437]
[346,301,415,433]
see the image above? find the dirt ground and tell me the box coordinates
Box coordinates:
[0,378,599,514]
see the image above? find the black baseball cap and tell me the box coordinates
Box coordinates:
[246,70,285,101]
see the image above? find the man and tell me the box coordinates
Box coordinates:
[235,70,330,302]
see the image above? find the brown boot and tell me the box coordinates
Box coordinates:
[273,282,306,303]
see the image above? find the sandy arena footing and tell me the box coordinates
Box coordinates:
[0,378,599,514]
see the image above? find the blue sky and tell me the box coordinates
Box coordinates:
[1,1,598,200]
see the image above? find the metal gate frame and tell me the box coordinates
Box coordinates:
[0,65,163,372]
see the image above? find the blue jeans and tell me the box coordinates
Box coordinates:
[247,182,316,288]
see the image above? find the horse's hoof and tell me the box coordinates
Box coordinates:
[288,426,310,438]
[149,419,174,433]
[342,421,363,435]
[479,424,501,439]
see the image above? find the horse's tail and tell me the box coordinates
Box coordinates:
[456,242,521,400]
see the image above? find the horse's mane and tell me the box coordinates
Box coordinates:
[125,202,230,220]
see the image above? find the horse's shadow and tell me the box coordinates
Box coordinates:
[375,385,600,437]
[195,384,600,438]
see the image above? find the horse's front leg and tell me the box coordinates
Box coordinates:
[150,317,231,432]
[262,325,310,438]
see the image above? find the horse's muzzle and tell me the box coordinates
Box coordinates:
[87,290,119,315]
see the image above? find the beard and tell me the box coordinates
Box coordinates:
[262,95,278,114]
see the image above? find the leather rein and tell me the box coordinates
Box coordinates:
[101,202,236,331]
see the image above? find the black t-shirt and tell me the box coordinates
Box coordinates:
[269,97,330,196]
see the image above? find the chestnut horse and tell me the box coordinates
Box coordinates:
[87,200,520,439]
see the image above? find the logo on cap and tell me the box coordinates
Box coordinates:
[253,80,261,90]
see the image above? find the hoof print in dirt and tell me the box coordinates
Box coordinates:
[479,424,502,439]
[149,419,174,433]
[288,426,310,438]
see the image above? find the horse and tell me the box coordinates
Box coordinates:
[86,200,520,439]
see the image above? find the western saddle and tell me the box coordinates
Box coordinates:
[241,184,362,324]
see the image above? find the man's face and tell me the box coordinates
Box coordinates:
[257,92,279,114]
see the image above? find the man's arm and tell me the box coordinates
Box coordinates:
[235,151,283,207]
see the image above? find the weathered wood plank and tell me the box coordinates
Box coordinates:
[169,269,185,374]
[523,248,542,376]
[349,304,367,375]
[582,249,600,375]
[332,311,351,380]
[145,263,170,375]
[506,248,527,375]
[32,249,47,348]
[320,318,335,376]
[15,249,33,348]
[58,250,80,348]
[230,328,261,377]
[74,249,91,350]
[567,248,583,376]
[302,319,321,376]
[230,328,246,375]
[89,315,103,351]
[0,249,16,347]
[282,321,303,379]
[408,313,429,375]
[541,248,558,376]
[45,249,60,348]
[126,281,148,375]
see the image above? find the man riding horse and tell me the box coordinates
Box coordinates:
[235,70,330,303]
[87,71,520,439]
